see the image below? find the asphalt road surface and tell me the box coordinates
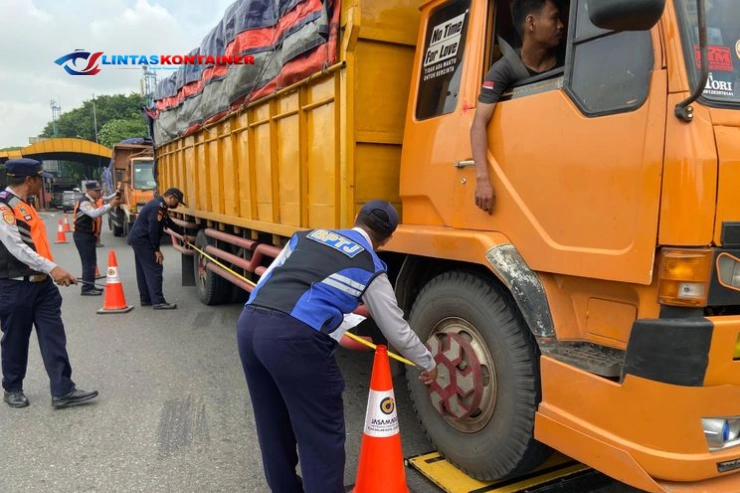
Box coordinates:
[0,213,643,493]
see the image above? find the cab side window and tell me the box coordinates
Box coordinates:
[483,0,570,98]
[480,0,653,113]
[416,0,472,120]
[565,0,654,115]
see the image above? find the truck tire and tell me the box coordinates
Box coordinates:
[193,231,231,306]
[406,271,552,481]
[124,215,135,237]
[112,210,125,237]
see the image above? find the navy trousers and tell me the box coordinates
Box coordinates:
[0,278,75,396]
[237,305,346,493]
[131,243,165,304]
[73,232,97,293]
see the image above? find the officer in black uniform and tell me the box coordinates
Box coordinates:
[0,159,99,409]
[73,181,120,296]
[127,188,194,309]
[237,200,439,493]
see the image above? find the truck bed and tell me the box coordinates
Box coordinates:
[156,0,420,237]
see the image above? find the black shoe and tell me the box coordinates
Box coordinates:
[141,301,152,307]
[52,388,99,409]
[153,302,177,310]
[4,391,29,408]
[81,289,103,296]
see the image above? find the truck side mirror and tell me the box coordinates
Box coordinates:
[586,0,666,31]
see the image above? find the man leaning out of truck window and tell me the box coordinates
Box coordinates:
[470,0,565,214]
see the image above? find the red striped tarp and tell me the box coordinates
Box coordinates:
[148,0,340,145]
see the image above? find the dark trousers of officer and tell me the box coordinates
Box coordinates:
[73,232,97,293]
[0,278,75,396]
[131,244,164,304]
[237,305,346,493]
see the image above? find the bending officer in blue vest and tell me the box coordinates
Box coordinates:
[237,200,438,493]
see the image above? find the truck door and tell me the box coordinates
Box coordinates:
[399,0,482,228]
[404,0,667,285]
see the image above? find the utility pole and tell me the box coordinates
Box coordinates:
[141,66,158,107]
[141,67,157,138]
[50,99,61,137]
[92,93,99,143]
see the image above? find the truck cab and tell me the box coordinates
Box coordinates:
[107,140,155,236]
[387,0,740,491]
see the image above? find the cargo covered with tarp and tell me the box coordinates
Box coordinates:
[147,0,340,146]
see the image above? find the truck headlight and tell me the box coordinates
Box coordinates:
[717,253,740,291]
[703,417,740,451]
[658,248,712,307]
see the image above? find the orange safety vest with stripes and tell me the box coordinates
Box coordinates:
[95,197,103,238]
[72,196,100,236]
[0,190,54,278]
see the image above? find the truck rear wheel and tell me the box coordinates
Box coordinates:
[193,231,232,306]
[406,271,552,480]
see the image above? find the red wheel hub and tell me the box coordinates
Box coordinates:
[426,332,484,420]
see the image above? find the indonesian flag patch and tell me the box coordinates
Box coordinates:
[482,80,495,91]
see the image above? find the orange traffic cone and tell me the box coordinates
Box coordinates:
[54,219,68,244]
[97,250,134,314]
[353,345,409,492]
[95,265,104,279]
[63,213,71,232]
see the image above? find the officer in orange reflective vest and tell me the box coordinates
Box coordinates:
[72,181,120,296]
[0,159,99,409]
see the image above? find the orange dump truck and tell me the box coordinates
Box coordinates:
[152,0,740,490]
[105,139,156,237]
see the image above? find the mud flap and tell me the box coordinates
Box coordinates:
[181,252,195,287]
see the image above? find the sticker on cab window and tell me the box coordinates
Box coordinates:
[695,45,734,72]
[704,72,735,97]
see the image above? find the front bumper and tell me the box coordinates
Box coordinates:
[536,315,740,491]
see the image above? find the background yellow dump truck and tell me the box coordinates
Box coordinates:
[152,0,740,491]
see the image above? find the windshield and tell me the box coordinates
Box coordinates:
[675,0,740,105]
[132,161,155,190]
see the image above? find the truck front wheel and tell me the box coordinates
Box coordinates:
[112,210,125,237]
[406,271,551,480]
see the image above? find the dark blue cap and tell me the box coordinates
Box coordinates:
[164,187,187,206]
[85,181,102,191]
[5,158,43,178]
[359,200,399,236]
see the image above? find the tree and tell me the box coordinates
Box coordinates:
[38,93,147,142]
[0,146,22,152]
[98,119,149,147]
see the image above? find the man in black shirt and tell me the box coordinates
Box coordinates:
[127,188,195,310]
[470,0,565,214]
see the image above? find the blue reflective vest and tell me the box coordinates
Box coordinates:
[247,228,386,333]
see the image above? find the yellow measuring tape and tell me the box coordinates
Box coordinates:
[183,239,416,367]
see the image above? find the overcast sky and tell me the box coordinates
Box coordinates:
[0,0,236,148]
